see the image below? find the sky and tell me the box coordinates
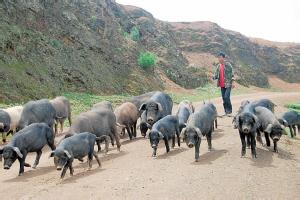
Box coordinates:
[116,0,300,43]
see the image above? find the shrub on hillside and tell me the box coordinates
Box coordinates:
[138,52,156,69]
[130,26,140,41]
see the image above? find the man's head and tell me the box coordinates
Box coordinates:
[218,52,225,64]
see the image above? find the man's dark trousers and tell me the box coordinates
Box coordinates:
[221,87,232,114]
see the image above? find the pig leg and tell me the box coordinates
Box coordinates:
[126,126,133,140]
[18,152,27,176]
[87,153,93,170]
[112,126,121,151]
[103,136,109,153]
[93,152,101,167]
[297,125,300,135]
[171,134,175,148]
[292,125,296,137]
[239,131,246,157]
[130,125,134,138]
[215,119,218,129]
[195,141,200,162]
[109,134,114,147]
[47,136,56,151]
[152,147,157,157]
[289,125,294,137]
[250,134,257,158]
[133,122,137,138]
[246,135,251,149]
[61,161,70,179]
[60,120,64,133]
[264,132,271,147]
[207,132,212,151]
[164,138,170,153]
[256,130,263,145]
[273,141,278,153]
[54,123,58,135]
[32,150,42,169]
[96,140,101,152]
[176,129,180,147]
[69,162,74,176]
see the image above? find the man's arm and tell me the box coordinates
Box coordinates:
[213,64,219,80]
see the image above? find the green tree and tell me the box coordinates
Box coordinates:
[138,52,156,69]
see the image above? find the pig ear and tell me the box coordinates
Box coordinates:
[195,128,202,138]
[139,103,147,111]
[252,115,260,128]
[157,103,163,111]
[13,147,23,158]
[158,131,164,139]
[64,150,72,159]
[265,124,273,134]
[180,128,187,139]
[282,119,288,127]
[49,151,55,158]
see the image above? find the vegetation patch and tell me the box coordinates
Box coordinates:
[138,51,156,70]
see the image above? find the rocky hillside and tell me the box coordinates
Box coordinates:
[170,21,300,87]
[0,0,299,102]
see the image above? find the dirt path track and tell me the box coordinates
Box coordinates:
[0,92,300,200]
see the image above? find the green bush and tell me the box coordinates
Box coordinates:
[138,52,156,69]
[49,39,62,49]
[130,26,140,41]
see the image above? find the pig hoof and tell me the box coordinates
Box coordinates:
[18,173,24,176]
[241,155,245,158]
[32,165,37,169]
[24,163,31,167]
[252,155,257,159]
[195,158,199,162]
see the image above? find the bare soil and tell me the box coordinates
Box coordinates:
[0,92,300,200]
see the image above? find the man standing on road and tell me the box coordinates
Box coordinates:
[214,52,235,116]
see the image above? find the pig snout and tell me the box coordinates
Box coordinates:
[188,142,194,148]
[147,118,154,124]
[4,165,10,170]
[152,144,157,148]
[273,136,280,141]
[242,126,250,133]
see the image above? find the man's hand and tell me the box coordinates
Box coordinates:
[231,82,235,89]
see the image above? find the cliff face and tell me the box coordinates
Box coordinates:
[0,0,299,102]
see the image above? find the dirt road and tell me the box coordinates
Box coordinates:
[0,92,300,200]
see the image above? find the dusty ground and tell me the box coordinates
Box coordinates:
[0,92,300,200]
